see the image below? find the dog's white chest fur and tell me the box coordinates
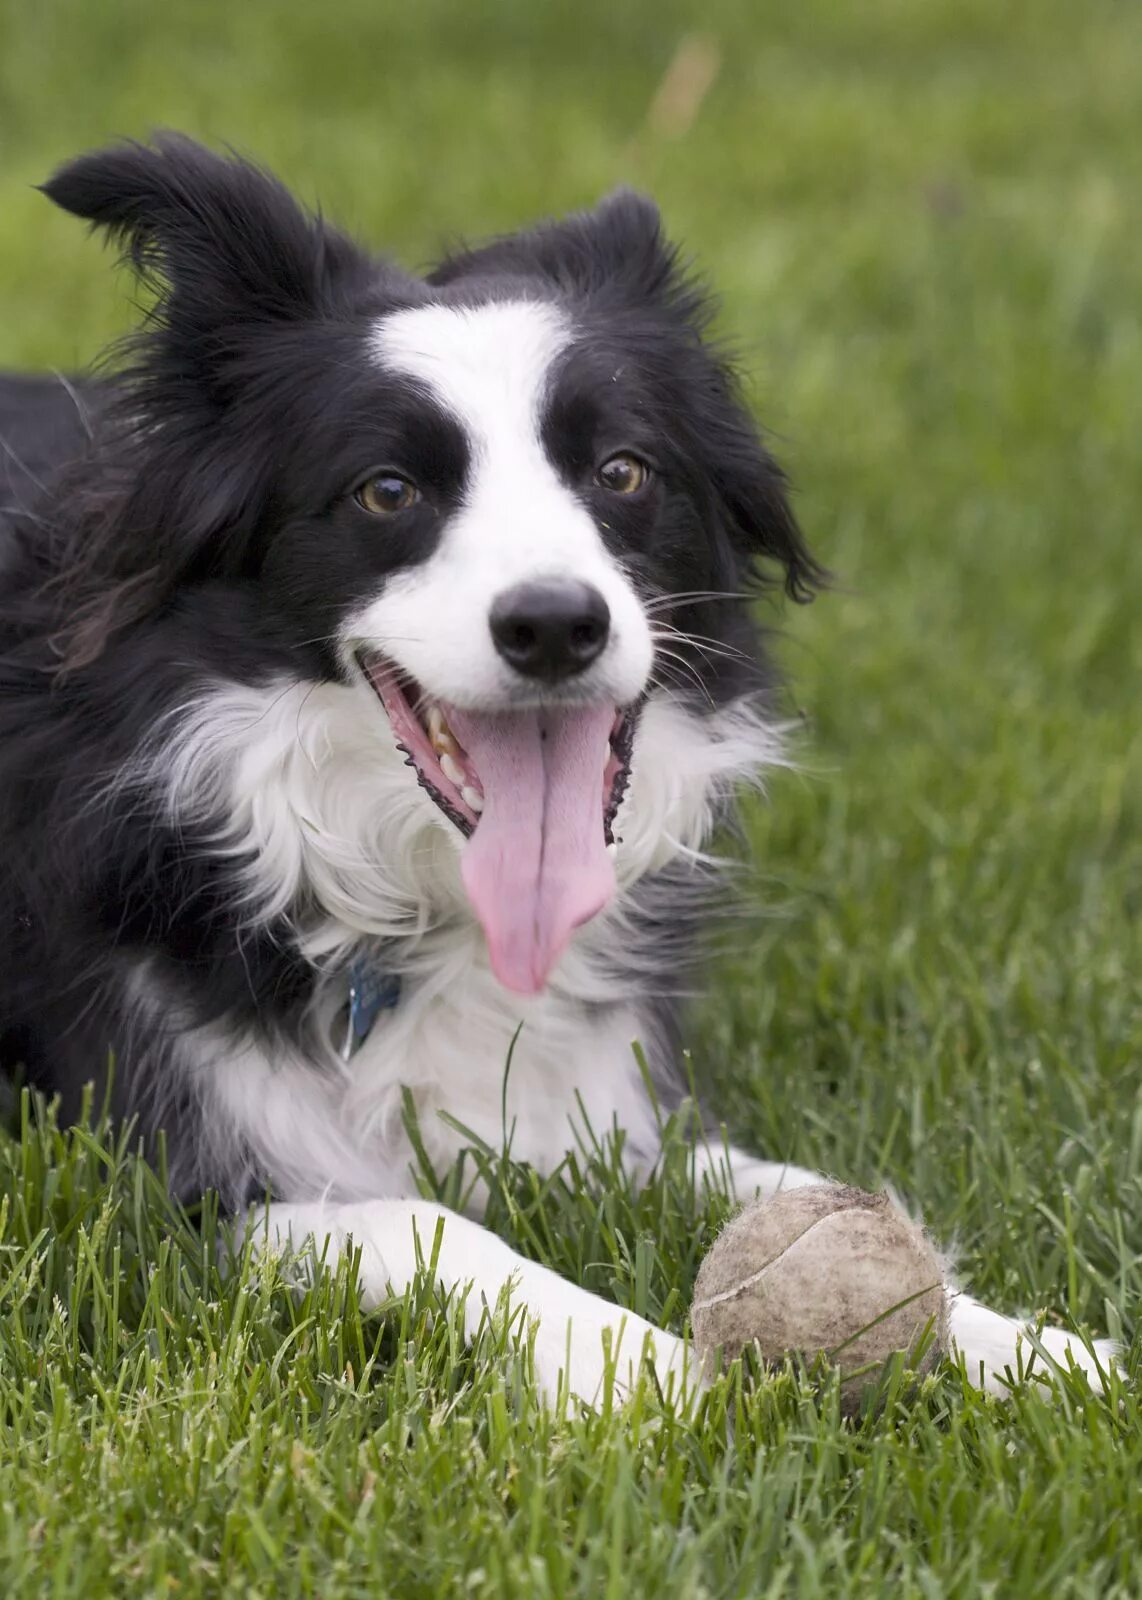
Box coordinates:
[139,672,780,1200]
[181,946,659,1202]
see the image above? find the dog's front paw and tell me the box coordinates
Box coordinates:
[524,1298,699,1414]
[950,1292,1119,1397]
[250,1199,701,1415]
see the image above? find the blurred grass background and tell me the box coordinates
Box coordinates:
[0,0,1139,1593]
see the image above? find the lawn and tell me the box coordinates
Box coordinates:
[0,0,1139,1594]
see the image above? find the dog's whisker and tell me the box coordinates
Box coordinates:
[643,589,752,614]
[667,642,756,672]
[650,625,756,671]
[652,623,755,655]
[649,649,717,708]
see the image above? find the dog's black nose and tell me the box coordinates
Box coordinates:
[490,580,611,682]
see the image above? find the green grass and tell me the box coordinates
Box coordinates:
[1,0,1139,1593]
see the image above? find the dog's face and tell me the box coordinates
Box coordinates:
[44,137,820,992]
[356,301,654,705]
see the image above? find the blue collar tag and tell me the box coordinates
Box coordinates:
[340,956,402,1061]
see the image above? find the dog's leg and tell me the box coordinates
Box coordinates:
[252,1200,697,1411]
[946,1291,1116,1395]
[704,1145,1116,1395]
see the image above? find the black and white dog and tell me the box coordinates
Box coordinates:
[0,135,1111,1405]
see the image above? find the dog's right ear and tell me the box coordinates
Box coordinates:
[41,133,369,345]
[430,189,708,326]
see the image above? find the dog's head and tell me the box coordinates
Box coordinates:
[44,135,822,992]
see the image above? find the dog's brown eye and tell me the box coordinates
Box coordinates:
[596,453,649,495]
[355,474,419,516]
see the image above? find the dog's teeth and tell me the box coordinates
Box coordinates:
[461,785,484,814]
[428,707,459,758]
[440,753,464,788]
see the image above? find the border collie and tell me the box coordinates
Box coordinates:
[0,135,1112,1406]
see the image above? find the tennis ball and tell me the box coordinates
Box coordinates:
[691,1184,949,1413]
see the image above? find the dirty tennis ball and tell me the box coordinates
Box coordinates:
[691,1185,950,1414]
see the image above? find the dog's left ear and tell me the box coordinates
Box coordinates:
[567,196,826,602]
[697,377,826,604]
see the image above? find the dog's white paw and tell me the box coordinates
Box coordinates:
[248,1198,700,1414]
[523,1294,698,1413]
[950,1292,1118,1396]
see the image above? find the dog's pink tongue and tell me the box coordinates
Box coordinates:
[445,703,616,994]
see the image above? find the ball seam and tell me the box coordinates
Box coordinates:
[691,1213,833,1314]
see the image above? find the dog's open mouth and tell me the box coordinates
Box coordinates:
[357,650,635,993]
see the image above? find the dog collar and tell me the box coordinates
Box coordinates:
[339,955,402,1061]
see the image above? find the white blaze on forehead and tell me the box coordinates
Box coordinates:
[371,300,571,466]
